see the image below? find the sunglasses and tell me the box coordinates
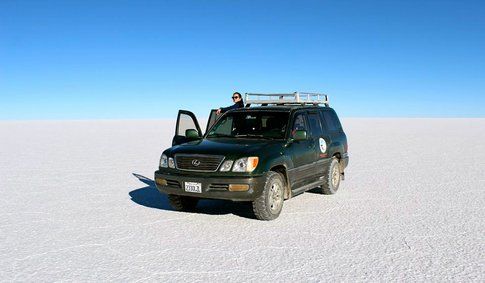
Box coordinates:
[232,96,240,99]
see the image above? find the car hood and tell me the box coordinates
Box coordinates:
[168,138,284,158]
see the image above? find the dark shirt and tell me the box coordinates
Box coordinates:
[220,100,244,113]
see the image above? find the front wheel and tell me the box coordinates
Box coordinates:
[252,172,285,220]
[321,157,341,195]
[167,194,199,211]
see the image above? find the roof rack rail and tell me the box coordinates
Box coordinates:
[245,92,329,107]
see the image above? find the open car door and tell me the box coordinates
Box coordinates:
[205,109,219,135]
[172,110,203,146]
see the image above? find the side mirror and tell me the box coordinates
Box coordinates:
[293,130,307,141]
[185,129,200,139]
[285,130,307,147]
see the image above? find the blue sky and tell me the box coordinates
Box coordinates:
[1,0,484,119]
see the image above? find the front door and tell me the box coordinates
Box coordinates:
[172,110,202,146]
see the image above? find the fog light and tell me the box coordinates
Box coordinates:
[156,178,167,186]
[228,184,249,192]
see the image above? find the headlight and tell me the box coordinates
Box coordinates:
[232,157,259,172]
[160,154,168,168]
[219,160,234,172]
[168,157,175,168]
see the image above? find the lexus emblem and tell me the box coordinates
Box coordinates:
[192,159,201,167]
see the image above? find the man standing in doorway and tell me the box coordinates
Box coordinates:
[216,92,244,115]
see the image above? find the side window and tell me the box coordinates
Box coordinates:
[178,113,198,136]
[292,113,307,136]
[307,113,323,137]
[330,110,342,129]
[322,111,338,132]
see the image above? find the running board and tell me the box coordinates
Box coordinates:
[291,180,324,196]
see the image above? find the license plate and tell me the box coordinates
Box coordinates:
[184,182,202,193]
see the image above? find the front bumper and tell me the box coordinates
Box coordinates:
[154,170,267,201]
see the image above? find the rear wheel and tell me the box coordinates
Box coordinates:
[321,157,341,195]
[167,194,199,211]
[252,171,285,220]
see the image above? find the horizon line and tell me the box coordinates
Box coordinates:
[1,116,484,122]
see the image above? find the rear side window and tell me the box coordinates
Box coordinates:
[322,110,341,132]
[307,112,323,137]
[330,110,342,129]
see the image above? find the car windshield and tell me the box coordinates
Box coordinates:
[207,111,289,140]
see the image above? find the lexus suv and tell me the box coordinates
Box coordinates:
[154,93,349,220]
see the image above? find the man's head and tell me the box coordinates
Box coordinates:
[232,92,242,103]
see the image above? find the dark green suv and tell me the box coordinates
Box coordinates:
[155,93,349,220]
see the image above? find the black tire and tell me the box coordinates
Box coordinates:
[252,171,285,220]
[321,157,341,195]
[167,194,199,211]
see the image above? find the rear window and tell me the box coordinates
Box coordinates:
[322,110,342,132]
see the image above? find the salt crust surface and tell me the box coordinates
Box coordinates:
[0,118,484,281]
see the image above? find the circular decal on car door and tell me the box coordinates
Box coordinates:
[319,138,327,153]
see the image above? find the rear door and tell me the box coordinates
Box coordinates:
[172,110,203,146]
[308,111,332,178]
[287,111,317,189]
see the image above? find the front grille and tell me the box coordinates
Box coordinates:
[175,154,224,172]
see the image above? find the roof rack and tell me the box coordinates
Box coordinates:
[245,92,329,107]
